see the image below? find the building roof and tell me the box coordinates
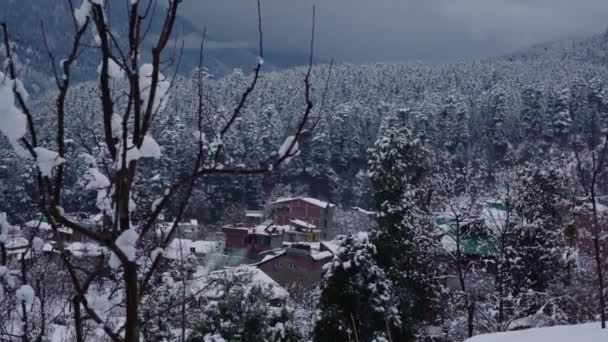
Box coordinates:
[190,265,289,300]
[270,197,335,209]
[255,251,287,265]
[290,219,317,230]
[311,251,333,261]
[256,241,335,265]
[245,210,264,218]
[66,242,106,257]
[164,239,221,260]
[320,241,340,255]
[25,219,73,234]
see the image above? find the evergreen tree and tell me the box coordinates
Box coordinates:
[368,126,440,340]
[521,87,544,140]
[314,233,400,342]
[485,87,510,165]
[552,87,573,146]
[189,271,301,342]
[511,166,565,316]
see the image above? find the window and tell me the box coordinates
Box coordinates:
[288,263,296,270]
[274,261,283,269]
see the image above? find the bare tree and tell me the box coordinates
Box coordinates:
[0,0,324,341]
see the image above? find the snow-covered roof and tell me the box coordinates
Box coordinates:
[164,238,193,260]
[245,210,264,218]
[191,240,221,254]
[190,265,289,300]
[465,322,608,342]
[290,219,317,230]
[311,251,333,261]
[66,242,106,257]
[25,220,51,230]
[5,237,28,249]
[259,242,335,262]
[270,197,335,209]
[256,251,287,265]
[320,241,340,255]
[163,239,222,260]
[24,220,73,234]
[249,224,291,236]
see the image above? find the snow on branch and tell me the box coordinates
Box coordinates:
[33,147,65,177]
[0,72,28,155]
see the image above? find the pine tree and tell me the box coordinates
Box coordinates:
[368,126,440,340]
[511,166,566,319]
[485,87,510,165]
[314,233,401,342]
[552,87,573,146]
[189,270,301,342]
[521,87,544,141]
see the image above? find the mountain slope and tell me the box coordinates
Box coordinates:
[0,0,278,96]
[501,30,608,65]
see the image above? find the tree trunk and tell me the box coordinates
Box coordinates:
[467,299,475,338]
[124,262,140,342]
[591,191,606,329]
[73,296,84,342]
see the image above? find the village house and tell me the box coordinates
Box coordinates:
[573,198,608,270]
[155,219,201,242]
[222,222,286,260]
[434,201,504,291]
[187,265,289,308]
[244,210,265,226]
[256,241,336,291]
[269,197,335,239]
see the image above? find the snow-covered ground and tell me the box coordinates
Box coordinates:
[465,323,608,342]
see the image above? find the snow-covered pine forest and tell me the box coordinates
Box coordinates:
[2,1,608,341]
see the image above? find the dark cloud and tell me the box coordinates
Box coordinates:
[179,0,608,63]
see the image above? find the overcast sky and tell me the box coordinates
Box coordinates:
[180,0,608,64]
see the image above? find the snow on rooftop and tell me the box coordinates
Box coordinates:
[25,220,52,230]
[290,219,317,229]
[256,251,286,265]
[465,323,608,342]
[191,240,221,254]
[321,241,340,255]
[164,238,193,260]
[191,265,288,300]
[270,197,335,208]
[5,237,28,249]
[250,224,291,236]
[311,250,333,261]
[66,242,106,257]
[163,239,221,260]
[246,210,264,218]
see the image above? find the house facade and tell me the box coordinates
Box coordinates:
[256,242,334,290]
[269,197,335,239]
[222,224,285,259]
